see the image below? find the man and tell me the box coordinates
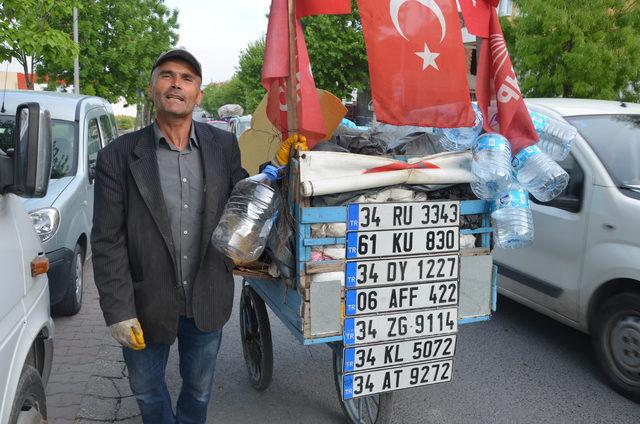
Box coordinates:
[91,49,248,424]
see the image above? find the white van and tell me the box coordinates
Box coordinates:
[0,103,55,422]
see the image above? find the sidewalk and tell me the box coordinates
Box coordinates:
[46,260,141,423]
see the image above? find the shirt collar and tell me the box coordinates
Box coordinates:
[153,121,199,150]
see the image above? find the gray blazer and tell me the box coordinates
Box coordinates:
[91,121,248,345]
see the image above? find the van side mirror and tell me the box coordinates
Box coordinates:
[0,103,52,197]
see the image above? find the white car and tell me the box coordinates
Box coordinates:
[495,98,640,401]
[0,103,54,423]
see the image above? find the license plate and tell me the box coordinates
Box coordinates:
[346,227,460,259]
[343,308,458,345]
[345,281,458,316]
[347,201,460,231]
[342,359,454,399]
[345,254,459,288]
[343,335,457,373]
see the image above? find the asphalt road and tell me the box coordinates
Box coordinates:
[154,279,640,424]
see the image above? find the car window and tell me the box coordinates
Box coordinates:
[87,118,102,172]
[0,116,14,153]
[531,153,584,213]
[51,120,78,179]
[99,114,115,145]
[565,114,640,187]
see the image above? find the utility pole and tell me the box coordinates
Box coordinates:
[73,7,80,95]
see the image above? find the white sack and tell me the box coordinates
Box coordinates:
[300,151,472,197]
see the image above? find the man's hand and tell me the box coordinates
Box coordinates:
[111,318,146,350]
[274,134,309,166]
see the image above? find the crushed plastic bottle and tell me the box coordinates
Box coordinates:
[491,183,534,249]
[211,165,282,263]
[529,110,578,161]
[438,103,484,151]
[512,145,569,202]
[470,133,513,200]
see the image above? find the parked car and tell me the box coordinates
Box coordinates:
[207,119,229,131]
[0,90,117,315]
[229,114,252,139]
[494,98,640,400]
[0,102,55,423]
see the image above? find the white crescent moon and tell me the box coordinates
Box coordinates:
[390,0,447,43]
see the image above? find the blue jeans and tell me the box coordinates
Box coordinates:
[122,317,223,424]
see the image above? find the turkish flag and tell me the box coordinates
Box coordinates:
[297,0,351,16]
[458,0,499,38]
[476,8,538,154]
[261,0,350,146]
[358,0,474,128]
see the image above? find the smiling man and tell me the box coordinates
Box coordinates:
[91,49,248,424]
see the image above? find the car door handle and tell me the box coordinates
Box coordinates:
[603,223,615,230]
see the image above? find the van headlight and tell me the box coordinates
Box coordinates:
[29,208,60,242]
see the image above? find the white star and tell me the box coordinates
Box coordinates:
[472,0,477,6]
[415,43,440,71]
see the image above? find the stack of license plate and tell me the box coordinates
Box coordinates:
[342,200,461,399]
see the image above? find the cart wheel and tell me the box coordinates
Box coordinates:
[239,284,273,391]
[332,347,394,424]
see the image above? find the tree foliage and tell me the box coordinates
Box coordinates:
[301,0,368,99]
[39,0,178,104]
[0,0,78,89]
[201,77,246,116]
[502,0,640,101]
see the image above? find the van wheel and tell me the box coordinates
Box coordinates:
[52,243,84,316]
[594,292,640,401]
[8,365,47,424]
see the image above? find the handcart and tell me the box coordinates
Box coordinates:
[234,153,497,424]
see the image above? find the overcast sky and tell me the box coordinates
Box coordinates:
[3,0,272,84]
[164,0,271,84]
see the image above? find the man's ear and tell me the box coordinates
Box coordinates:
[147,84,153,99]
[196,89,204,107]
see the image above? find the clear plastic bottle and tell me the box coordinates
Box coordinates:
[491,183,534,249]
[470,133,513,200]
[529,110,578,161]
[211,166,281,263]
[438,103,484,151]
[512,145,569,202]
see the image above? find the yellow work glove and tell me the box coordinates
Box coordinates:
[110,318,146,350]
[274,134,309,166]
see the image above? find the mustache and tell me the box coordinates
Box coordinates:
[164,90,185,101]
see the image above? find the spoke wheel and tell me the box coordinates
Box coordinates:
[239,284,273,391]
[332,346,394,424]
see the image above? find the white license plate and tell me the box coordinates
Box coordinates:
[343,308,458,345]
[343,335,457,373]
[346,227,460,259]
[345,254,460,288]
[345,281,458,316]
[342,359,454,399]
[347,201,460,231]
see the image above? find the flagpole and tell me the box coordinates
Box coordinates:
[286,0,299,135]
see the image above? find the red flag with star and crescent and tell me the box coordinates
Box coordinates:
[357,0,474,128]
[261,0,351,147]
[460,0,538,154]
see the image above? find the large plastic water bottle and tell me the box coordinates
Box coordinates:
[212,165,282,263]
[512,145,569,202]
[529,110,578,161]
[470,133,513,200]
[438,103,484,151]
[491,183,534,249]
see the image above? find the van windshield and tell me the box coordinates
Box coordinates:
[0,115,78,179]
[565,114,640,187]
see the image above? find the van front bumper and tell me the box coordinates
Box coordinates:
[45,247,74,305]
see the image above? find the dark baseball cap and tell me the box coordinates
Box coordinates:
[152,49,202,79]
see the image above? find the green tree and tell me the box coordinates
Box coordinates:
[302,0,368,99]
[502,0,640,101]
[201,77,246,116]
[115,115,135,131]
[38,0,178,104]
[235,38,266,113]
[0,0,78,89]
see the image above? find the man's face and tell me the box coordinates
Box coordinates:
[150,59,203,119]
